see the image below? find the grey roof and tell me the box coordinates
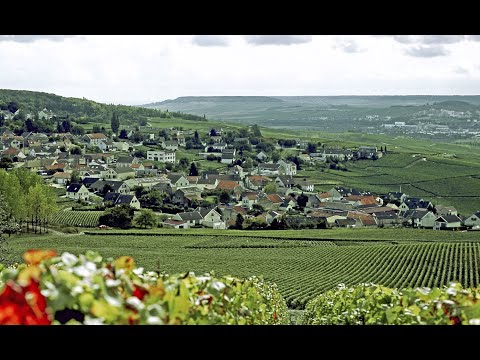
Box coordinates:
[335,187,362,197]
[91,180,127,192]
[276,176,295,186]
[104,192,135,204]
[168,174,186,184]
[436,215,462,223]
[221,153,235,159]
[116,156,134,164]
[66,183,83,193]
[114,167,135,174]
[402,209,430,219]
[375,212,399,220]
[177,211,203,221]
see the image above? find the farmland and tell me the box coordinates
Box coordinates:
[50,211,102,228]
[6,229,480,309]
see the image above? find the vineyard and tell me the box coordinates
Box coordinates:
[50,211,102,228]
[7,232,480,309]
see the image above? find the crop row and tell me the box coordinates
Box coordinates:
[50,211,102,228]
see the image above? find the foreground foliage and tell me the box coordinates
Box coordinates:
[302,283,480,325]
[0,250,289,325]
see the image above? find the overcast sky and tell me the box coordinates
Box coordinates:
[1,35,480,105]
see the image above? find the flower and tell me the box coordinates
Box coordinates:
[0,280,51,325]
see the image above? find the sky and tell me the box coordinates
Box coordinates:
[1,34,480,105]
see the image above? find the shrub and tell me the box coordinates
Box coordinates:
[301,283,480,325]
[0,250,289,325]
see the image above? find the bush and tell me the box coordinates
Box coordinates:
[0,250,289,325]
[301,283,480,325]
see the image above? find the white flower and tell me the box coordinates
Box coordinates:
[146,316,163,325]
[105,295,122,307]
[469,319,480,325]
[61,252,78,267]
[126,296,145,311]
[133,267,144,275]
[105,279,122,287]
[71,285,84,296]
[84,316,105,325]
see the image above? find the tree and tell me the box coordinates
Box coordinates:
[272,151,281,163]
[263,182,278,194]
[189,162,199,176]
[243,158,253,170]
[99,205,134,229]
[70,170,80,184]
[7,101,18,114]
[194,131,200,145]
[0,157,13,170]
[251,124,262,137]
[135,209,157,228]
[235,213,244,229]
[131,131,144,143]
[384,146,387,153]
[219,190,231,204]
[70,147,81,155]
[119,129,128,139]
[307,143,317,153]
[111,112,120,134]
[102,184,114,195]
[27,183,57,234]
[296,193,308,209]
[210,129,217,136]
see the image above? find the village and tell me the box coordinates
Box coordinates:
[1,107,480,232]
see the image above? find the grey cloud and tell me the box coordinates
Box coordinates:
[393,35,466,45]
[393,35,416,44]
[334,39,364,53]
[454,66,469,74]
[192,35,229,47]
[420,35,465,44]
[0,35,77,43]
[244,35,312,46]
[404,45,450,57]
[466,35,480,41]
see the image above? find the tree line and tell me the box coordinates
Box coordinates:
[0,169,57,235]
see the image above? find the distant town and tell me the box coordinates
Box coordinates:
[1,106,479,232]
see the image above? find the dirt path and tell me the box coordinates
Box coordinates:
[48,229,85,237]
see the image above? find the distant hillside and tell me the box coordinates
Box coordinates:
[0,89,207,126]
[141,95,480,134]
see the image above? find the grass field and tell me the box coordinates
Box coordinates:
[5,228,480,309]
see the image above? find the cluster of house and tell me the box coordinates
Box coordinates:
[2,125,478,232]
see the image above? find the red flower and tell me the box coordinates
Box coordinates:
[0,280,51,325]
[450,316,461,325]
[273,312,278,321]
[132,285,149,301]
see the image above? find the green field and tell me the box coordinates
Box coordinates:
[6,228,480,309]
[50,211,102,228]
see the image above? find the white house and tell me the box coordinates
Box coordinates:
[434,215,462,230]
[66,183,90,201]
[146,150,176,163]
[465,212,480,228]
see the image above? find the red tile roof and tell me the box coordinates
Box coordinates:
[217,180,241,190]
[266,194,283,203]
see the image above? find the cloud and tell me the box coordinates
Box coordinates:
[466,35,480,42]
[404,45,450,58]
[244,35,312,46]
[192,35,229,47]
[393,35,466,45]
[0,35,78,43]
[454,66,469,74]
[393,35,416,44]
[333,39,364,53]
